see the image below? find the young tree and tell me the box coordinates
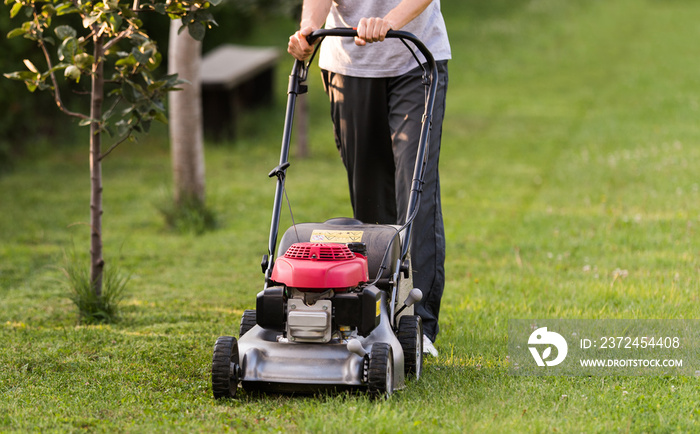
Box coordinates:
[4,0,218,310]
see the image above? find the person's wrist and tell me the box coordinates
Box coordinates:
[382,12,400,31]
[299,22,317,34]
[384,17,397,31]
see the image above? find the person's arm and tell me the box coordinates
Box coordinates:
[355,0,433,45]
[287,0,332,60]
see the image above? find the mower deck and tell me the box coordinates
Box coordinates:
[237,293,405,390]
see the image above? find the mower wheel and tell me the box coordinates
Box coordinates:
[239,310,257,337]
[211,336,240,399]
[398,315,423,380]
[368,343,394,398]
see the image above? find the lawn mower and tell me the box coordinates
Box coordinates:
[212,28,438,398]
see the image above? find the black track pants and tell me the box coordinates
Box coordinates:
[322,61,448,342]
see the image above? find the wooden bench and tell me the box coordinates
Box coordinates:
[200,45,281,140]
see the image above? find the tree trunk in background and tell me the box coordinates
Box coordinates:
[168,20,205,207]
[90,31,105,296]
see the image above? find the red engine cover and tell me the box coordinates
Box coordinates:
[271,243,369,291]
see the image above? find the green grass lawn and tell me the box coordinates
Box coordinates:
[2,0,700,432]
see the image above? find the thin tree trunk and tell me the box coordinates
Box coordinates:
[168,20,205,207]
[90,32,105,296]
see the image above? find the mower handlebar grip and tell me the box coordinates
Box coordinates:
[305,28,436,71]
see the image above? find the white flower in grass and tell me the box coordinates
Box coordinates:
[612,268,629,278]
[611,268,629,287]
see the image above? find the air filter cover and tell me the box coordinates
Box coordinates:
[271,243,369,290]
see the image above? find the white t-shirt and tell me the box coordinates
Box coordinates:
[318,0,451,78]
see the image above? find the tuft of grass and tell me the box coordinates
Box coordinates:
[157,196,218,235]
[61,250,129,324]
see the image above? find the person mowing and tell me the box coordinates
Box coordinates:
[288,0,450,357]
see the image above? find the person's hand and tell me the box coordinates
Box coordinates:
[355,17,393,46]
[288,26,318,61]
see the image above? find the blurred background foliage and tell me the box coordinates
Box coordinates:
[0,0,301,173]
[0,10,78,171]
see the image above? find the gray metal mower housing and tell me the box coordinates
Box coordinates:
[238,290,406,392]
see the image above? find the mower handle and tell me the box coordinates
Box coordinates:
[304,28,438,252]
[266,27,438,291]
[304,28,437,79]
[308,28,432,57]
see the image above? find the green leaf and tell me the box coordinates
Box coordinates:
[154,111,168,125]
[4,71,39,81]
[193,9,213,22]
[74,53,94,69]
[83,13,100,28]
[180,11,195,26]
[131,46,149,65]
[140,41,157,56]
[129,33,148,45]
[23,59,39,73]
[115,119,129,137]
[108,13,122,32]
[187,21,205,41]
[64,65,81,82]
[7,27,27,39]
[165,2,186,15]
[160,73,185,90]
[147,51,162,70]
[41,3,55,16]
[10,2,23,18]
[48,62,70,75]
[3,71,28,80]
[55,25,77,40]
[151,99,165,113]
[4,71,42,92]
[121,81,140,104]
[37,81,52,91]
[103,124,115,138]
[115,55,137,67]
[56,2,78,16]
[58,37,78,61]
